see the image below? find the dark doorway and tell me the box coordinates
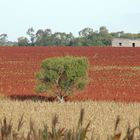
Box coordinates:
[119,43,122,46]
[132,43,135,47]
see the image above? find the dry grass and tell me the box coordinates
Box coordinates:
[0,98,140,139]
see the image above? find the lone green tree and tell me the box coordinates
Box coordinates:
[36,56,89,102]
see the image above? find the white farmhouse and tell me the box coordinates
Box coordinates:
[112,38,140,47]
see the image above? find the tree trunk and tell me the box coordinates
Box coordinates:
[56,95,65,103]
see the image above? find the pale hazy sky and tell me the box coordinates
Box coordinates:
[0,0,140,41]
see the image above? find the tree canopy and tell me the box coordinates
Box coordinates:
[36,56,89,102]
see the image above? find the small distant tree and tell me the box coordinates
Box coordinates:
[26,27,36,46]
[17,37,29,46]
[0,34,8,46]
[99,26,108,35]
[36,56,89,102]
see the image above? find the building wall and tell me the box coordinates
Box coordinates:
[112,38,140,47]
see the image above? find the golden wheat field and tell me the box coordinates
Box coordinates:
[0,97,140,140]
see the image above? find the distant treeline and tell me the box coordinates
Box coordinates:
[1,26,140,46]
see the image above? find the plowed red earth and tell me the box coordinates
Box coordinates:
[0,47,140,102]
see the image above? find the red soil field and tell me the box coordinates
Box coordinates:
[0,46,140,102]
